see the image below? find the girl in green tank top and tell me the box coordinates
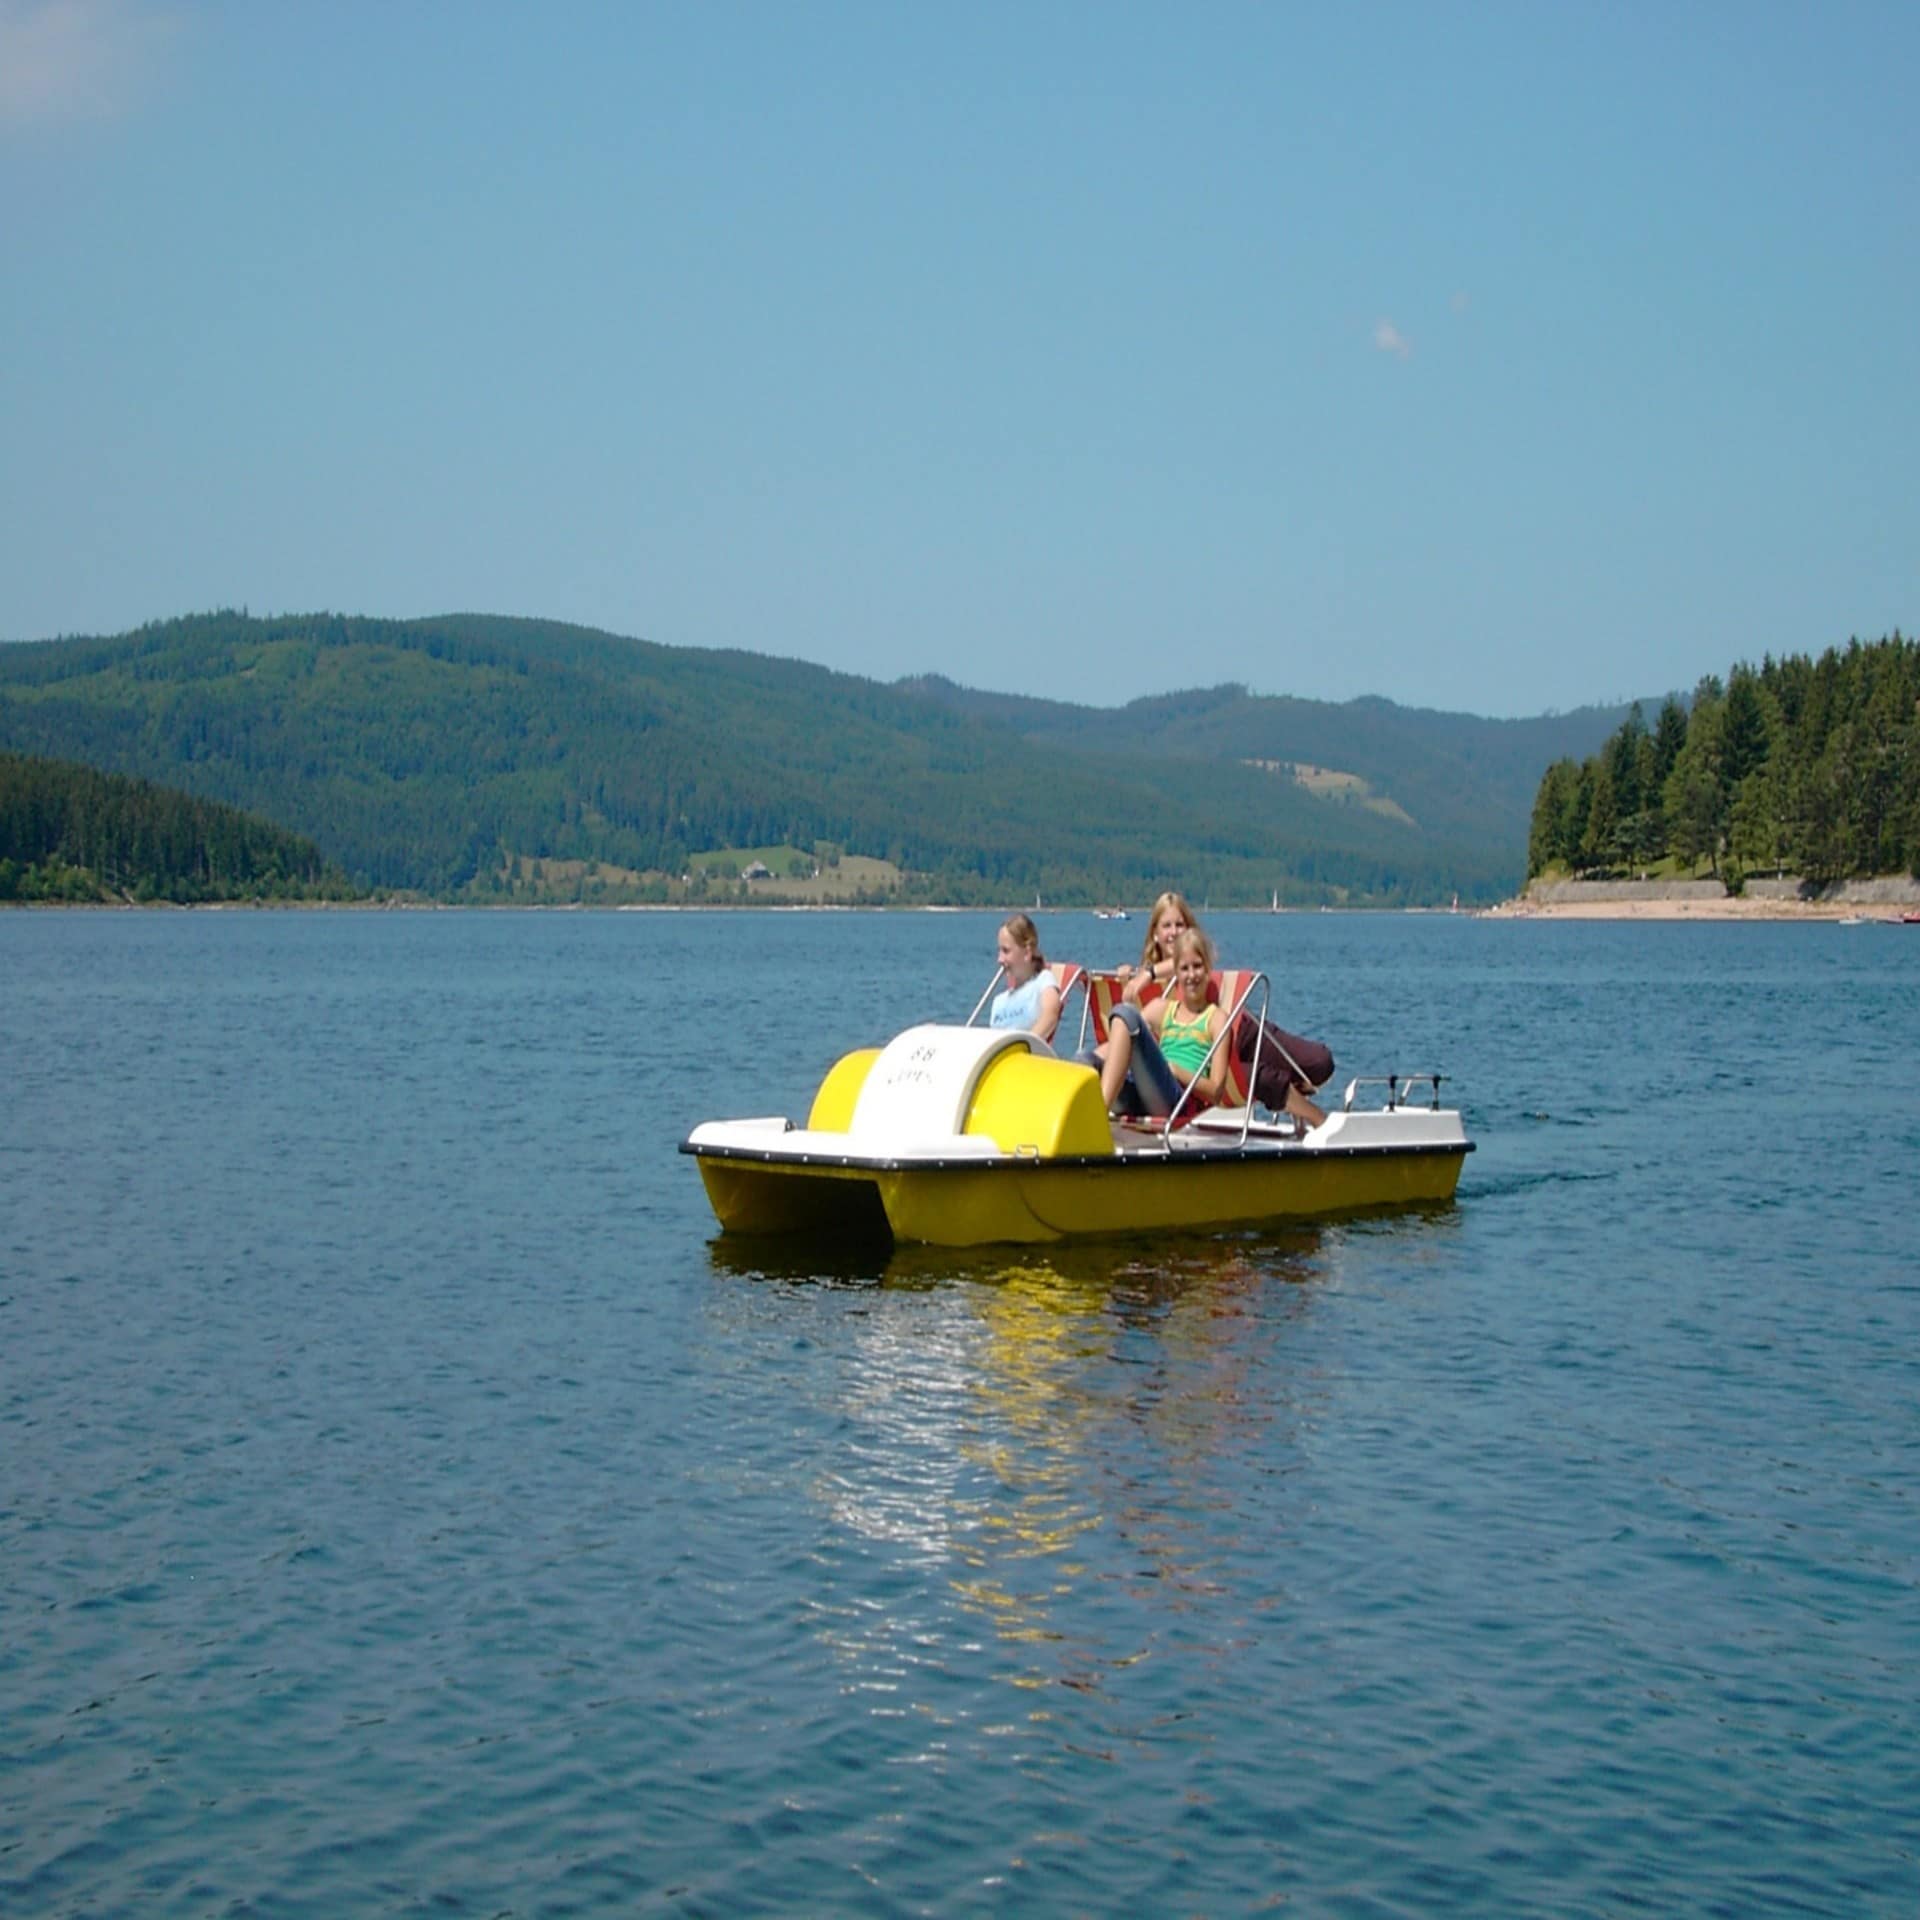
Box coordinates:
[1146,930,1227,1102]
[1158,997,1214,1075]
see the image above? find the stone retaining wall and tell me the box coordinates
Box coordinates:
[1527,878,1728,904]
[1528,874,1920,906]
[1747,875,1920,905]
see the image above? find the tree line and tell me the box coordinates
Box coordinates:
[0,752,356,903]
[0,611,1537,904]
[1527,635,1920,885]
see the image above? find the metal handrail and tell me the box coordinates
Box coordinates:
[966,966,1005,1027]
[1339,1072,1447,1113]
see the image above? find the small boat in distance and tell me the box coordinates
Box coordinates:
[1093,906,1129,921]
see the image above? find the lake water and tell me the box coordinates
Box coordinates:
[4,908,1917,1916]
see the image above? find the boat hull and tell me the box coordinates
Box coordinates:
[690,1133,1469,1247]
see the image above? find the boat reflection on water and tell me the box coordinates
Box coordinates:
[699,1206,1451,1294]
[702,1223,1373,1695]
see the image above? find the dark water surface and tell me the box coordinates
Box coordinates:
[4,909,1917,1916]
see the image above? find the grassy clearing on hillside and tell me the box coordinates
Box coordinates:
[686,845,903,899]
[1245,758,1418,829]
[487,846,904,904]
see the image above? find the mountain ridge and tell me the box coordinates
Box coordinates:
[0,611,1646,903]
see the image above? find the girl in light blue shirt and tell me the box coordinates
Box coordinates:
[989,913,1062,1042]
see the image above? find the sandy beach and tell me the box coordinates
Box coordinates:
[1488,878,1920,922]
[1488,898,1914,922]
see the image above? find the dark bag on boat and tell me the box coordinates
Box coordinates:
[1233,1017,1334,1107]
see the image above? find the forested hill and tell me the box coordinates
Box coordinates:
[0,611,1635,903]
[893,676,1641,861]
[0,751,351,903]
[1529,636,1919,885]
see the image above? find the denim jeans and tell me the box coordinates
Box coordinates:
[1077,1001,1183,1116]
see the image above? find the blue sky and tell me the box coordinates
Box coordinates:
[2,1,1914,716]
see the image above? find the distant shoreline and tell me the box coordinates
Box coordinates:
[1487,875,1920,922]
[1486,898,1913,922]
[10,888,1918,922]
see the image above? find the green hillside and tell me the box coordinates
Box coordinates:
[892,676,1643,856]
[0,611,1635,904]
[0,751,353,903]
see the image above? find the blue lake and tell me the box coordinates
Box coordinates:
[4,908,1917,1915]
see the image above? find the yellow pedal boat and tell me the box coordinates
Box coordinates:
[682,1021,1472,1249]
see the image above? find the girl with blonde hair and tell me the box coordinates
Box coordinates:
[1117,891,1206,1008]
[1086,927,1227,1116]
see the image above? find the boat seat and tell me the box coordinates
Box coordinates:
[1085,970,1132,1045]
[1208,969,1260,1111]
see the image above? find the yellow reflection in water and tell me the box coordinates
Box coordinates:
[707,1225,1335,1702]
[954,1235,1327,1672]
[947,1264,1109,1650]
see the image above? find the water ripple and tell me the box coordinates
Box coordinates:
[4,911,1918,1913]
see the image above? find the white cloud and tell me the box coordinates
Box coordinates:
[1373,319,1412,360]
[0,0,176,127]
